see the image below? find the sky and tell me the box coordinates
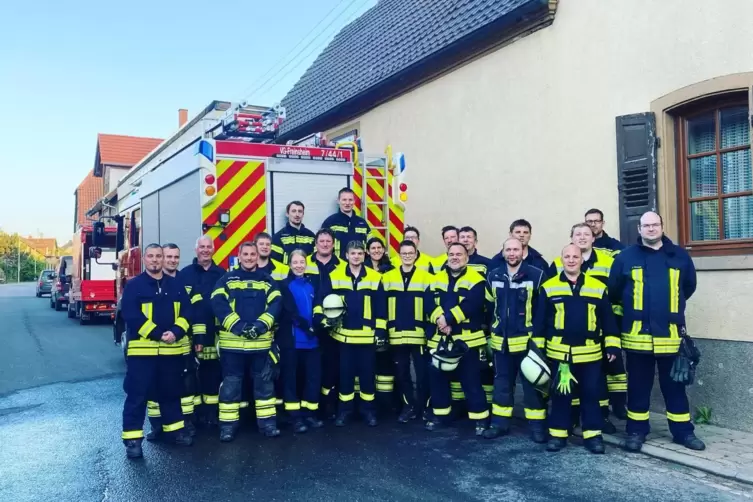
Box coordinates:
[0,0,377,244]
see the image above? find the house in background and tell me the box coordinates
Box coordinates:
[21,236,59,269]
[278,0,753,430]
[73,169,103,231]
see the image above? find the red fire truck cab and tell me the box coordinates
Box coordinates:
[68,225,118,325]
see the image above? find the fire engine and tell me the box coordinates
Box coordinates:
[66,224,118,324]
[110,100,407,345]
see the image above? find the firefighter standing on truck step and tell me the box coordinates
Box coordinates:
[271,200,316,264]
[211,241,282,441]
[180,236,226,428]
[484,237,547,443]
[324,240,386,427]
[537,244,620,454]
[121,243,193,459]
[608,211,705,453]
[322,187,371,259]
[425,242,490,436]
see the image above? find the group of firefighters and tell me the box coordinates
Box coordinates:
[120,187,705,460]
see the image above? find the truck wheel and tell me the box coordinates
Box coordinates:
[79,304,89,325]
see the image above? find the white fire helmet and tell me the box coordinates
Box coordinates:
[322,294,345,320]
[520,344,551,388]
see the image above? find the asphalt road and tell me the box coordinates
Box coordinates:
[1,283,751,502]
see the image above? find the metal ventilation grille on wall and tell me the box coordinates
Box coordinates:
[621,167,651,209]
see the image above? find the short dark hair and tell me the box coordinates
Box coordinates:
[286,200,305,213]
[509,219,532,233]
[338,187,355,198]
[441,225,459,238]
[162,243,179,250]
[144,243,162,253]
[584,208,604,220]
[366,237,385,249]
[254,232,272,243]
[458,226,477,239]
[346,240,366,253]
[399,240,417,252]
[403,226,420,238]
[238,241,256,254]
[447,242,468,254]
[570,222,593,237]
[315,228,334,242]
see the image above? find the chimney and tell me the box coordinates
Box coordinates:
[178,109,188,128]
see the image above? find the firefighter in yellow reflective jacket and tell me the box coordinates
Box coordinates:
[536,244,620,454]
[383,239,435,423]
[608,211,704,452]
[550,223,627,432]
[425,243,490,436]
[322,240,386,427]
[211,241,282,442]
[121,243,193,459]
[389,226,435,273]
[483,237,547,443]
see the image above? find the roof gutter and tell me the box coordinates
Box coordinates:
[278,0,557,142]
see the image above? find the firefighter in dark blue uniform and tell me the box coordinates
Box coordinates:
[308,229,343,418]
[537,244,620,454]
[211,241,282,441]
[492,219,550,274]
[179,236,226,428]
[608,211,705,452]
[484,237,547,443]
[585,208,625,257]
[270,200,316,264]
[425,242,490,436]
[121,243,193,458]
[323,240,386,427]
[321,187,371,258]
[382,240,435,422]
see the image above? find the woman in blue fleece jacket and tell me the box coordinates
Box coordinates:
[278,249,325,433]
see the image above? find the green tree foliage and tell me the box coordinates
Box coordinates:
[0,231,47,282]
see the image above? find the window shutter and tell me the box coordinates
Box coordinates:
[615,112,658,245]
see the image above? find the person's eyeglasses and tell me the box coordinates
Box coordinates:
[585,219,602,225]
[640,223,662,229]
[400,252,416,257]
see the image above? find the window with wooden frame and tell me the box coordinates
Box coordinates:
[675,92,753,255]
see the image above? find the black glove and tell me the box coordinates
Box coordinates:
[670,328,700,385]
[260,344,281,381]
[241,324,260,340]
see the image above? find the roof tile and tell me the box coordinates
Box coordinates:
[97,134,163,167]
[76,170,103,227]
[280,0,543,136]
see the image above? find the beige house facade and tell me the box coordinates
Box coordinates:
[280,0,753,430]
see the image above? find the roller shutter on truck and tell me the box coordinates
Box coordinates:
[141,192,160,249]
[267,158,351,234]
[157,172,201,258]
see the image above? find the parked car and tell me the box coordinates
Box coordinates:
[36,270,55,297]
[51,255,73,311]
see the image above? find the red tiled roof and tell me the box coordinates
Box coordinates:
[75,170,103,227]
[21,237,58,256]
[97,134,163,168]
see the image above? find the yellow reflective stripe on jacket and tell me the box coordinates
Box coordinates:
[173,302,190,332]
[554,303,565,330]
[490,334,529,352]
[127,337,190,356]
[388,329,426,345]
[669,268,680,314]
[631,268,643,311]
[211,288,229,299]
[587,304,597,332]
[222,312,241,331]
[190,293,202,304]
[546,337,601,363]
[364,296,372,320]
[331,327,376,344]
[218,331,273,351]
[192,323,207,335]
[427,329,486,349]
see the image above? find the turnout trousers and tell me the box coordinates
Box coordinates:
[429,348,489,421]
[376,348,397,414]
[548,360,602,441]
[491,350,546,428]
[338,343,376,415]
[320,333,340,417]
[219,350,277,431]
[122,355,185,441]
[626,351,693,439]
[281,347,322,419]
[393,345,429,412]
[197,358,221,420]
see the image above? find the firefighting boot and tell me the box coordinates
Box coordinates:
[623,433,645,452]
[475,419,488,437]
[364,412,378,427]
[584,436,606,454]
[397,406,417,423]
[305,416,324,429]
[529,422,547,444]
[602,418,617,434]
[185,420,197,437]
[219,424,236,442]
[172,431,193,447]
[261,425,281,438]
[124,439,143,459]
[293,421,309,434]
[482,424,510,439]
[675,434,706,451]
[546,437,567,452]
[146,429,162,442]
[334,411,351,427]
